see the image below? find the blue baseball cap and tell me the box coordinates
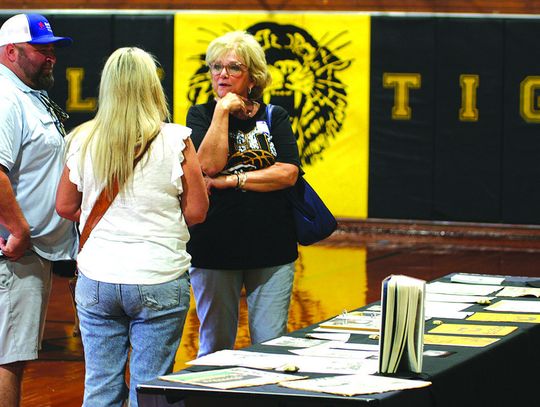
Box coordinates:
[0,14,72,47]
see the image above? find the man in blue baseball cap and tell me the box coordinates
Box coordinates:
[0,13,72,90]
[0,14,77,406]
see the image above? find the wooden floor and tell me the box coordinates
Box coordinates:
[21,222,540,406]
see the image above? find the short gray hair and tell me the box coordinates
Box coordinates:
[205,31,271,99]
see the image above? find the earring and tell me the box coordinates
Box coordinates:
[248,87,252,96]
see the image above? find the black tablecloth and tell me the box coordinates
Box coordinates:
[137,274,540,407]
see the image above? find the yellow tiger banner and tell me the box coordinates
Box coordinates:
[174,13,370,218]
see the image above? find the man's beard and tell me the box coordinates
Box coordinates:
[34,70,54,90]
[15,45,55,90]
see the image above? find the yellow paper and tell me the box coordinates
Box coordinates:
[467,312,540,323]
[424,334,499,347]
[428,323,517,336]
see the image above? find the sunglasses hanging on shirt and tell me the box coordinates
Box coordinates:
[38,93,69,137]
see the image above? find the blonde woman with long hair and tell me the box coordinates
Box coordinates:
[56,47,208,407]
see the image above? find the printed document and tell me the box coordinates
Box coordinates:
[160,367,306,389]
[485,299,540,313]
[279,373,431,397]
[450,273,505,285]
[496,286,540,298]
[427,281,502,296]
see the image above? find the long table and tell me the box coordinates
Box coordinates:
[137,274,540,406]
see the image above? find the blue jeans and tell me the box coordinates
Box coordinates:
[75,272,190,407]
[190,262,295,357]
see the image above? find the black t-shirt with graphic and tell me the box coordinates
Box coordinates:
[186,101,301,269]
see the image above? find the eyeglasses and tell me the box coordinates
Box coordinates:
[208,62,248,77]
[38,93,69,137]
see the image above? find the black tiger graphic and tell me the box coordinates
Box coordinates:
[187,22,352,166]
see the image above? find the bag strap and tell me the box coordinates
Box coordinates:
[265,103,274,130]
[266,103,305,180]
[78,132,159,251]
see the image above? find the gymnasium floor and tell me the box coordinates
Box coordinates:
[21,222,540,406]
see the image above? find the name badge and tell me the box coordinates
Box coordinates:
[256,121,270,135]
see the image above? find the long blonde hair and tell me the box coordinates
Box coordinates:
[71,47,170,196]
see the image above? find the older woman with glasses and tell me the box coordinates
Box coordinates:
[186,30,301,357]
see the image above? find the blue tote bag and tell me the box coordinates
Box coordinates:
[266,104,337,245]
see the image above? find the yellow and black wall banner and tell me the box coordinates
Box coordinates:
[3,12,540,224]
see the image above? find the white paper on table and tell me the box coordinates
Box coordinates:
[282,355,379,375]
[496,286,540,298]
[279,373,431,397]
[426,293,495,303]
[328,342,379,352]
[313,326,376,335]
[187,350,292,370]
[290,343,376,360]
[426,301,473,313]
[305,332,351,342]
[427,281,502,296]
[159,367,307,390]
[485,299,540,313]
[262,336,330,348]
[425,309,474,320]
[450,273,505,285]
[425,301,474,319]
[187,349,379,375]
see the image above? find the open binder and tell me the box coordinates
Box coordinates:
[379,274,426,375]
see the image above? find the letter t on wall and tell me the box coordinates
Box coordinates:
[383,73,422,120]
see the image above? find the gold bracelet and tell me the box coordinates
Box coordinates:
[235,173,240,189]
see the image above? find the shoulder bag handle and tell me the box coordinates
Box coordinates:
[78,132,159,251]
